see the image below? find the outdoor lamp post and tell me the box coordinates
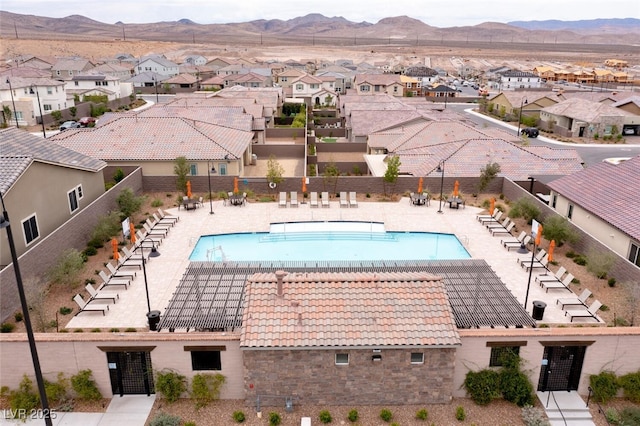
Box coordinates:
[0,192,53,426]
[152,76,159,104]
[138,244,161,314]
[436,160,445,214]
[516,98,528,136]
[6,78,19,128]
[207,161,216,215]
[30,85,46,138]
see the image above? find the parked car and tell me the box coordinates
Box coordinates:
[59,121,81,131]
[521,127,539,138]
[78,116,96,127]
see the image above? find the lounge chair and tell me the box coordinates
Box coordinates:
[504,235,531,252]
[290,191,299,207]
[143,223,168,238]
[98,271,129,289]
[540,273,574,293]
[117,253,143,270]
[74,294,109,316]
[501,231,526,246]
[477,209,501,223]
[490,221,515,236]
[85,283,118,304]
[146,217,171,231]
[309,192,319,207]
[136,230,162,247]
[557,288,592,309]
[349,191,358,207]
[107,262,136,280]
[340,191,348,208]
[158,208,179,223]
[521,254,549,272]
[321,192,330,208]
[196,196,204,208]
[122,246,145,260]
[479,210,503,225]
[518,249,546,266]
[565,300,602,322]
[536,266,567,284]
[279,192,287,207]
[153,213,176,227]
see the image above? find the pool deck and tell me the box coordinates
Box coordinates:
[67,196,600,329]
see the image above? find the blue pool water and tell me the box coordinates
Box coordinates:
[189,222,470,262]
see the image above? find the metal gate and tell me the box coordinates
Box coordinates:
[107,351,154,396]
[537,346,586,392]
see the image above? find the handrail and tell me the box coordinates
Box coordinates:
[548,391,568,426]
[588,386,612,425]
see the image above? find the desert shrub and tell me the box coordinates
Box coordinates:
[347,408,359,422]
[380,408,393,422]
[183,422,196,426]
[620,407,640,424]
[14,312,23,322]
[605,407,621,424]
[155,369,187,403]
[8,375,39,420]
[116,188,144,218]
[608,277,616,287]
[586,250,616,279]
[566,251,576,258]
[44,373,70,404]
[232,410,246,423]
[113,168,125,183]
[90,211,121,244]
[464,368,501,405]
[59,307,73,315]
[190,373,225,409]
[268,411,281,426]
[83,246,98,257]
[542,216,579,246]
[508,197,540,224]
[455,405,466,421]
[415,408,429,420]
[149,412,181,426]
[500,368,534,406]
[319,409,332,423]
[521,405,550,426]
[48,248,86,286]
[1,323,15,333]
[618,371,640,403]
[70,369,102,401]
[151,199,163,207]
[589,371,619,403]
[573,255,587,266]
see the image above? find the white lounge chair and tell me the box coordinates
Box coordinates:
[339,191,348,208]
[349,191,358,207]
[143,223,168,238]
[158,208,179,223]
[521,254,549,272]
[565,300,602,322]
[309,192,319,207]
[85,283,118,304]
[504,235,531,252]
[74,294,109,316]
[479,210,503,225]
[486,217,511,229]
[146,217,171,231]
[476,208,500,221]
[279,192,287,207]
[107,262,136,280]
[490,221,515,236]
[117,253,143,270]
[98,271,129,289]
[153,213,176,227]
[536,266,567,284]
[557,288,592,309]
[136,230,163,247]
[321,192,330,208]
[122,246,145,260]
[541,273,574,293]
[290,191,299,207]
[518,249,547,266]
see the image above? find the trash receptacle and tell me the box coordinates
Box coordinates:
[251,154,257,165]
[532,301,546,320]
[147,310,161,331]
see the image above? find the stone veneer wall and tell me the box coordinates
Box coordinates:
[243,348,456,405]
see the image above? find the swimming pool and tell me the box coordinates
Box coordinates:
[189,221,470,262]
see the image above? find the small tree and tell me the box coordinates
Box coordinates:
[542,216,579,246]
[508,197,541,224]
[2,105,12,127]
[382,155,401,197]
[266,155,284,191]
[116,188,144,219]
[586,249,616,279]
[322,159,340,195]
[69,106,77,118]
[173,156,190,194]
[51,110,63,123]
[24,276,49,332]
[48,248,85,287]
[477,162,501,194]
[113,168,125,183]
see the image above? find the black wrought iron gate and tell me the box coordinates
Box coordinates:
[537,346,586,392]
[107,351,154,396]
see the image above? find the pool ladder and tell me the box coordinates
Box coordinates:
[206,246,227,261]
[457,234,469,247]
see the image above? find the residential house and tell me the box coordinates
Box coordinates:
[0,128,106,267]
[10,55,55,70]
[405,66,439,87]
[162,73,199,90]
[498,71,542,90]
[199,75,225,91]
[533,66,558,82]
[353,74,403,97]
[124,71,170,89]
[604,59,628,69]
[51,58,95,81]
[547,155,640,269]
[316,71,347,94]
[183,55,207,66]
[89,63,133,80]
[136,56,180,77]
[206,57,233,68]
[217,64,249,77]
[0,77,70,127]
[400,75,422,97]
[487,91,560,117]
[275,69,306,89]
[291,74,336,106]
[68,74,133,101]
[613,96,640,119]
[422,84,458,99]
[224,72,272,89]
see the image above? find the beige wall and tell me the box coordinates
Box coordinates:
[0,162,104,266]
[0,333,245,399]
[108,161,242,178]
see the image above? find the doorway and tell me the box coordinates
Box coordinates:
[107,351,154,396]
[537,346,586,392]
[579,127,585,137]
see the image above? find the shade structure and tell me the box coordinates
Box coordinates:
[302,177,307,193]
[233,176,239,194]
[417,177,423,194]
[453,180,460,197]
[111,238,119,261]
[186,181,192,199]
[129,222,136,244]
[535,224,543,246]
[548,239,556,262]
[489,197,495,215]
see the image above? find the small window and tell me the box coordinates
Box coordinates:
[43,104,52,111]
[218,163,227,176]
[490,346,520,367]
[360,84,370,92]
[551,194,557,208]
[567,204,574,220]
[191,351,221,370]
[74,81,79,86]
[56,70,61,76]
[68,189,79,213]
[189,164,197,175]
[335,353,349,365]
[410,353,424,364]
[47,87,52,95]
[629,243,640,267]
[22,215,39,245]
[77,185,84,199]
[296,84,304,91]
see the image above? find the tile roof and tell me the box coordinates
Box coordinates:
[542,98,635,122]
[354,74,401,86]
[241,271,460,348]
[547,155,640,240]
[135,105,254,132]
[0,128,106,193]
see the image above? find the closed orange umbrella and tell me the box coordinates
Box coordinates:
[535,224,543,246]
[489,197,495,215]
[548,240,556,262]
[186,180,192,199]
[233,176,239,194]
[111,238,119,261]
[417,177,423,194]
[453,180,460,197]
[302,177,307,193]
[129,222,136,244]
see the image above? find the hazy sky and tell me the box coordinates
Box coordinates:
[2,0,639,27]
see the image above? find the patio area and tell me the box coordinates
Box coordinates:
[66,196,600,330]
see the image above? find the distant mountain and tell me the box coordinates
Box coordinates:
[508,18,640,34]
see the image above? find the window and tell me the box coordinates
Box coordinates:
[629,243,640,267]
[68,188,79,213]
[410,353,424,364]
[15,111,23,120]
[567,204,574,220]
[56,70,61,76]
[47,87,52,95]
[360,84,370,92]
[218,163,227,176]
[335,353,349,365]
[551,194,557,208]
[281,77,288,82]
[77,185,84,200]
[189,164,197,175]
[489,346,520,367]
[75,81,79,86]
[22,215,39,245]
[191,351,221,370]
[296,84,304,91]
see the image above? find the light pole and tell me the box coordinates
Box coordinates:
[137,244,161,323]
[516,98,528,136]
[152,76,159,104]
[6,78,19,128]
[0,192,53,426]
[207,161,216,215]
[31,85,46,138]
[523,220,542,311]
[436,160,445,214]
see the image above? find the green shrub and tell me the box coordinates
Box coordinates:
[573,255,587,266]
[464,368,501,405]
[608,277,616,287]
[148,412,181,426]
[500,368,534,406]
[90,212,122,246]
[620,407,640,424]
[566,251,576,258]
[455,405,466,421]
[1,322,15,333]
[83,246,98,257]
[347,408,359,422]
[113,168,125,183]
[71,369,102,401]
[9,376,39,420]
[48,248,86,286]
[59,306,73,315]
[319,409,332,423]
[618,371,640,403]
[521,405,550,426]
[542,216,579,246]
[14,312,23,322]
[116,188,144,218]
[190,373,225,409]
[155,369,187,403]
[415,408,429,420]
[232,410,246,423]
[380,408,393,422]
[151,199,163,207]
[605,407,621,424]
[508,197,540,224]
[269,411,281,426]
[586,250,616,279]
[589,371,619,403]
[44,373,69,404]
